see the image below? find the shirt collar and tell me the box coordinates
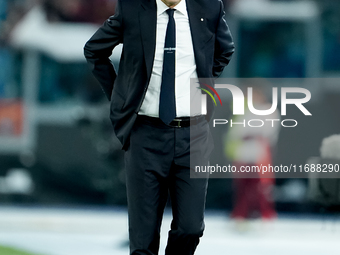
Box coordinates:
[156,0,187,17]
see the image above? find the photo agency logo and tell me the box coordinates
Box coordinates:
[198,83,312,128]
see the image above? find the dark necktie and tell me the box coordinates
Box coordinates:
[159,8,176,124]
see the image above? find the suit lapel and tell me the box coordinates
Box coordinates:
[138,0,209,79]
[186,0,207,51]
[139,0,157,82]
[186,0,209,78]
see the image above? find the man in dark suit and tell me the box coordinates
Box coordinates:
[84,0,234,254]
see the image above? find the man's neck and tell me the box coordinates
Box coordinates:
[160,0,181,8]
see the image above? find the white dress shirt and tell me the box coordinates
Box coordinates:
[139,0,202,118]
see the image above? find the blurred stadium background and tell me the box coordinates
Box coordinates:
[0,0,340,254]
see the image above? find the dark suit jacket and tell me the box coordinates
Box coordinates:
[84,0,235,150]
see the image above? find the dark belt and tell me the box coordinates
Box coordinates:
[138,115,205,128]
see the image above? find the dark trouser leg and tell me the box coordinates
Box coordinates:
[165,119,211,255]
[125,118,174,255]
[165,163,208,255]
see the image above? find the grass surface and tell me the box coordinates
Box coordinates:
[0,245,42,255]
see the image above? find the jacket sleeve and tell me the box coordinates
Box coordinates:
[212,0,235,78]
[83,0,123,100]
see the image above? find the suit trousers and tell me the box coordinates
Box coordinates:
[124,115,212,255]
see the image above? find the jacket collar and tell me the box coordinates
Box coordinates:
[139,0,207,81]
